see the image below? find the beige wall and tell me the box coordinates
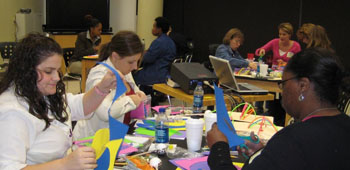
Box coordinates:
[137,0,163,49]
[110,0,137,33]
[0,0,43,42]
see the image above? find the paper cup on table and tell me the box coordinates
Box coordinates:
[186,118,204,152]
[204,110,217,136]
[259,63,268,76]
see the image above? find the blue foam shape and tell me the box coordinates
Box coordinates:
[214,84,244,148]
[95,147,110,170]
[97,62,127,101]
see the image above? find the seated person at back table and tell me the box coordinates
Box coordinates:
[207,48,350,170]
[69,15,102,75]
[255,22,301,68]
[0,33,117,169]
[306,25,334,52]
[215,28,257,70]
[73,31,147,140]
[133,17,176,97]
[296,23,315,49]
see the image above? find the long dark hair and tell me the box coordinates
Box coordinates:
[285,48,350,105]
[0,33,68,130]
[99,30,144,61]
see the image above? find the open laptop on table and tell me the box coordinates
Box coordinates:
[209,55,268,94]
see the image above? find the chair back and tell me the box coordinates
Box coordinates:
[338,91,350,116]
[0,42,17,59]
[62,48,75,67]
[204,43,220,72]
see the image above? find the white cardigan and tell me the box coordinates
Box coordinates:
[0,87,86,169]
[73,58,141,140]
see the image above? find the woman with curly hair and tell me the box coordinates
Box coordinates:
[0,33,117,169]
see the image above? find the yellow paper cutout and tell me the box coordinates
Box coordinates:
[104,139,123,170]
[91,128,110,159]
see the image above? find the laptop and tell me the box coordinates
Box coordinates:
[209,55,268,94]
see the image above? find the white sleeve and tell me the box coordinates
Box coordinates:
[66,93,86,121]
[0,110,31,170]
[85,66,137,122]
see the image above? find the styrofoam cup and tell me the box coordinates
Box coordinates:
[259,64,268,76]
[204,110,217,136]
[185,118,204,152]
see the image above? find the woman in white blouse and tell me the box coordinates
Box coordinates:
[0,33,117,169]
[73,31,146,140]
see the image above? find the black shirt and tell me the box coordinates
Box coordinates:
[208,113,350,170]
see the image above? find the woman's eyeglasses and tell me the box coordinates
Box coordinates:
[278,77,297,89]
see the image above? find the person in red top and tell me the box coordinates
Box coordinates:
[255,22,301,67]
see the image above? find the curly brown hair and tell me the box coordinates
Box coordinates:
[0,33,68,130]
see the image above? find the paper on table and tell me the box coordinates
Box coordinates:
[83,54,98,59]
[170,156,209,170]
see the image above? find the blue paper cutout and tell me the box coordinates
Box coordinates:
[95,148,110,170]
[96,62,129,167]
[97,62,127,101]
[214,84,244,148]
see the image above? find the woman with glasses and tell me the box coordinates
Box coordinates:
[215,28,257,70]
[206,47,350,170]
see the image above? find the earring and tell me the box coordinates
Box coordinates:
[298,94,305,101]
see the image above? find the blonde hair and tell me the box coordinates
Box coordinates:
[307,25,332,50]
[278,22,293,36]
[296,23,315,41]
[222,28,244,45]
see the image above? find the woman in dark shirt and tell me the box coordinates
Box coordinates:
[207,48,350,170]
[69,15,102,74]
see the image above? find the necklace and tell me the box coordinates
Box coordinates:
[302,107,338,121]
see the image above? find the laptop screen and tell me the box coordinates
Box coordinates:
[209,55,240,90]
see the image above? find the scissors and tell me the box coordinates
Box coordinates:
[224,118,260,159]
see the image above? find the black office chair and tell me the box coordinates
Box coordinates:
[204,43,220,72]
[0,42,17,59]
[62,48,74,68]
[62,48,82,93]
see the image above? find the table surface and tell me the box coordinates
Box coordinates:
[235,74,282,93]
[153,83,274,106]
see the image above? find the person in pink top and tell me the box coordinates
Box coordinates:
[255,22,301,66]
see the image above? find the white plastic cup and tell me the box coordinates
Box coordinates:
[204,110,217,136]
[259,64,268,76]
[185,118,204,152]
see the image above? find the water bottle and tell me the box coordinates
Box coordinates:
[193,82,204,114]
[155,108,169,154]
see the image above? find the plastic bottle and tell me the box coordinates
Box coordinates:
[155,108,169,154]
[193,82,204,114]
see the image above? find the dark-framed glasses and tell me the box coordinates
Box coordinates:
[278,77,298,89]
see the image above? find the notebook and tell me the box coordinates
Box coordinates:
[209,55,268,94]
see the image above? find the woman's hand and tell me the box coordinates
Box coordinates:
[206,123,228,148]
[96,70,120,94]
[129,94,143,107]
[258,49,266,57]
[248,62,257,70]
[237,131,264,157]
[136,91,147,101]
[62,147,97,170]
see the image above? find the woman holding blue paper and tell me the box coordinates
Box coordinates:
[73,31,146,140]
[207,48,350,169]
[0,33,117,169]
